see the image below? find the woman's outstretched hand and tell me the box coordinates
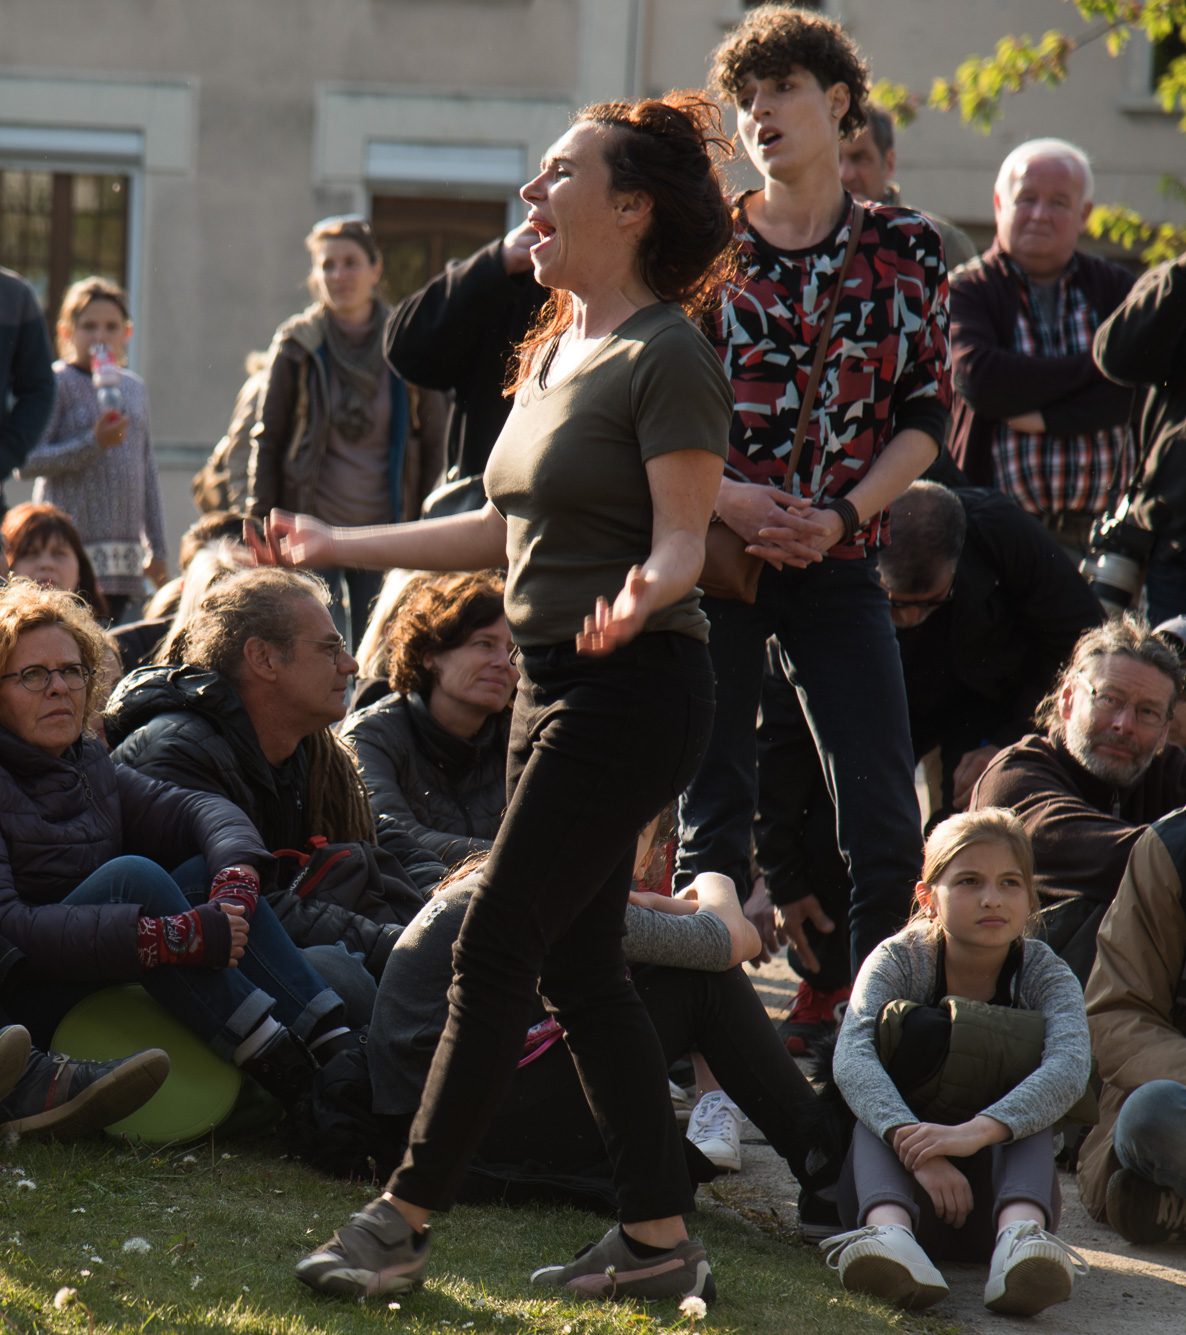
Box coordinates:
[244,510,336,569]
[576,566,652,657]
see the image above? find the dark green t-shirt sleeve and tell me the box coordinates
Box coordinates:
[631,321,732,465]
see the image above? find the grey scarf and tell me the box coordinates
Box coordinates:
[322,302,389,441]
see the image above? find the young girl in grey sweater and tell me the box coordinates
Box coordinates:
[826,808,1091,1317]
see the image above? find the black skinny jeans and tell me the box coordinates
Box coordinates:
[388,632,716,1222]
[480,962,833,1189]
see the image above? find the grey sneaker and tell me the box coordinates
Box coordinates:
[984,1220,1087,1315]
[0,1047,169,1139]
[295,1197,430,1298]
[0,1026,31,1105]
[531,1226,715,1302]
[822,1224,948,1309]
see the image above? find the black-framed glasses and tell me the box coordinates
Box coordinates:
[885,581,957,613]
[296,635,349,663]
[0,663,92,692]
[1075,670,1169,729]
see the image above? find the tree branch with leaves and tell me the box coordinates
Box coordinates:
[872,0,1186,262]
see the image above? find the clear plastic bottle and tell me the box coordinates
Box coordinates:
[90,342,124,417]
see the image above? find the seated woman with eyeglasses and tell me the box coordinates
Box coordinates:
[0,578,356,1103]
[246,215,430,651]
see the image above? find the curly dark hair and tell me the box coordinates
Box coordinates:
[509,90,736,392]
[387,571,507,699]
[710,4,870,142]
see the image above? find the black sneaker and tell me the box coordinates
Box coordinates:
[1106,1167,1186,1244]
[798,1188,843,1243]
[295,1196,431,1298]
[0,1047,169,1139]
[531,1226,715,1302]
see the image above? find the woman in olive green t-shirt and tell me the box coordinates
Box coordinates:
[261,94,737,1303]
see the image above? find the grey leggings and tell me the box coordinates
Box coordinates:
[838,1121,1062,1262]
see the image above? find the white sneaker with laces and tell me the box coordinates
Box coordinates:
[822,1224,948,1309]
[686,1090,743,1172]
[984,1220,1088,1315]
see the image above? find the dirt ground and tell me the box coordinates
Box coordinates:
[708,956,1186,1333]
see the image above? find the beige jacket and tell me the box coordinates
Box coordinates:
[1079,819,1186,1219]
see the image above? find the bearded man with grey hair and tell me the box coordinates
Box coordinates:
[970,615,1186,983]
[949,137,1135,558]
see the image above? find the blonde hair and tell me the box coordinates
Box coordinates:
[55,276,131,360]
[0,579,113,723]
[911,808,1038,938]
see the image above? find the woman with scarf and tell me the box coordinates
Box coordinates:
[247,215,421,649]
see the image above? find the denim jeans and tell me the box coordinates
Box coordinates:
[1143,559,1186,628]
[2,856,342,1062]
[320,567,385,654]
[1113,1080,1186,1199]
[677,554,921,972]
[389,632,716,1221]
[839,1121,1061,1262]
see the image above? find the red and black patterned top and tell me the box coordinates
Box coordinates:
[707,193,952,557]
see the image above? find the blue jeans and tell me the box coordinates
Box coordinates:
[1143,559,1186,628]
[1113,1080,1186,1199]
[676,554,921,972]
[2,856,342,1062]
[320,567,385,654]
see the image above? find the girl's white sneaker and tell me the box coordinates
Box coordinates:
[822,1223,948,1309]
[984,1220,1088,1315]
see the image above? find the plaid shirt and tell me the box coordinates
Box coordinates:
[991,256,1130,516]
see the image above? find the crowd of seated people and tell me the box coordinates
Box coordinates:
[3,2,1186,1321]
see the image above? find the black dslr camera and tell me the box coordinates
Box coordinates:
[1078,513,1157,616]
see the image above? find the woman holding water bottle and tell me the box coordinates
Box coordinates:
[19,278,167,624]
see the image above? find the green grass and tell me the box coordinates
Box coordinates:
[0,1133,951,1335]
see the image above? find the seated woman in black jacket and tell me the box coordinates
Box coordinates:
[0,580,351,1099]
[342,571,515,868]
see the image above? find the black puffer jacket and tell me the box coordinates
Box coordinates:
[341,692,508,869]
[0,727,271,982]
[105,667,444,972]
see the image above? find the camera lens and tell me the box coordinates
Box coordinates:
[1079,551,1143,617]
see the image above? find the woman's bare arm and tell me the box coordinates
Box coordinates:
[247,501,509,573]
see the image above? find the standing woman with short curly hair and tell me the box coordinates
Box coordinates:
[262,92,736,1303]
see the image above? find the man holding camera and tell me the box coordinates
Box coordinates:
[948,138,1134,560]
[1092,253,1186,624]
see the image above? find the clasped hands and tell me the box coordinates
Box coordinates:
[714,479,845,569]
[890,1114,1010,1228]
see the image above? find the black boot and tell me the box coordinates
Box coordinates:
[240,1027,317,1103]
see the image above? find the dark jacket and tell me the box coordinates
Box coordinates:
[949,240,1135,486]
[247,305,418,519]
[0,727,271,981]
[105,666,445,967]
[385,239,548,481]
[1094,253,1186,560]
[341,692,508,869]
[897,487,1104,749]
[0,267,55,480]
[971,732,1186,905]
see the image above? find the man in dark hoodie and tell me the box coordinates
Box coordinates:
[105,566,446,1015]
